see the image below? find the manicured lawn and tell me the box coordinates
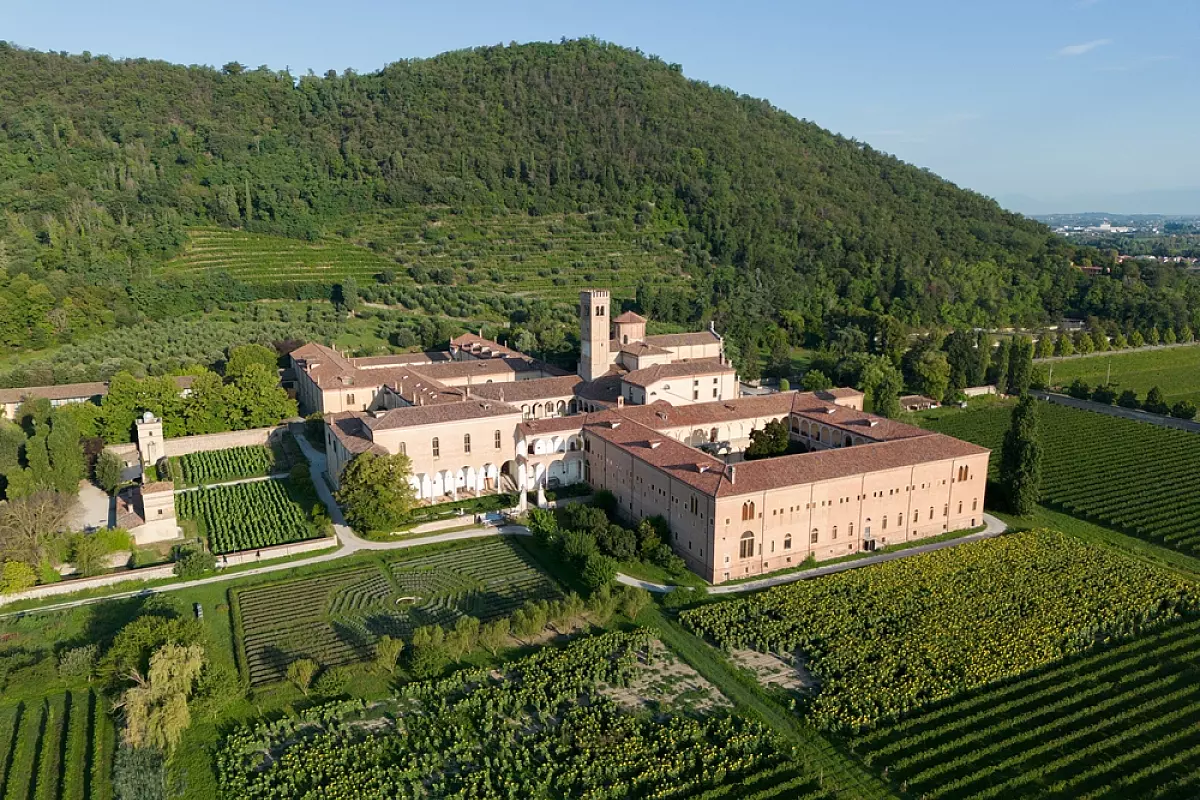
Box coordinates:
[1041,344,1200,406]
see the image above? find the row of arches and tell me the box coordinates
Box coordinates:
[411,463,503,501]
[525,435,582,456]
[520,399,575,420]
[793,418,865,449]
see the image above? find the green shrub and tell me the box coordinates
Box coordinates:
[57,644,99,680]
[0,560,36,593]
[172,547,217,579]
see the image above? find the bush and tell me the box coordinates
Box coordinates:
[0,560,36,594]
[1090,383,1118,405]
[173,547,217,579]
[1171,400,1198,421]
[1066,378,1091,400]
[561,530,599,564]
[312,665,351,698]
[597,523,637,561]
[112,746,166,800]
[57,644,99,680]
[1117,389,1140,409]
[778,378,790,391]
[581,553,618,591]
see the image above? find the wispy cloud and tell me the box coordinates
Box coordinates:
[1058,39,1112,57]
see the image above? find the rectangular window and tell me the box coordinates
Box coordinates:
[432,438,440,458]
[882,516,888,530]
[944,505,949,517]
[464,434,471,454]
[973,498,978,511]
[713,388,718,397]
[693,390,699,400]
[495,430,502,449]
[398,442,406,456]
[810,529,819,544]
[346,394,355,405]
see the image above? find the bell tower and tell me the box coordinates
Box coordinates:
[578,289,611,381]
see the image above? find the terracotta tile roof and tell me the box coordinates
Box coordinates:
[717,434,990,496]
[613,340,671,357]
[643,331,722,349]
[471,376,583,403]
[520,416,588,436]
[789,395,931,443]
[899,394,937,408]
[584,415,729,495]
[622,358,734,388]
[613,311,647,323]
[450,333,524,359]
[818,387,865,400]
[365,398,522,431]
[352,352,451,367]
[574,372,625,406]
[613,395,797,430]
[327,413,390,455]
[413,357,562,381]
[0,375,197,405]
[141,481,176,495]
[0,382,109,404]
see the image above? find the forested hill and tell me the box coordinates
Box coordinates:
[0,38,1190,359]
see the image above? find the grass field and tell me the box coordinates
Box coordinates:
[1042,344,1200,406]
[0,691,114,800]
[851,614,1200,799]
[232,537,562,685]
[922,402,1200,558]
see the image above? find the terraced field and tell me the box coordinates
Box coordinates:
[0,690,113,800]
[922,402,1200,558]
[165,227,397,291]
[233,538,562,685]
[851,615,1200,799]
[166,208,692,302]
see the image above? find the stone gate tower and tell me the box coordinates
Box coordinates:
[578,289,611,381]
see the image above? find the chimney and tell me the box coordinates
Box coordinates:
[649,440,661,449]
[697,464,709,473]
[726,464,736,484]
[499,389,505,403]
[617,396,625,408]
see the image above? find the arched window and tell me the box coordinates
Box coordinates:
[494,430,502,449]
[897,513,903,527]
[739,531,755,559]
[783,534,793,550]
[882,516,888,530]
[710,427,719,443]
[844,435,853,448]
[832,525,838,540]
[742,501,755,521]
[848,523,854,538]
[432,437,440,458]
[810,528,819,544]
[958,500,963,514]
[463,434,471,454]
[914,510,919,523]
[521,405,530,419]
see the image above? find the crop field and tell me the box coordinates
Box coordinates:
[166,208,692,302]
[680,530,1198,730]
[176,478,319,555]
[0,691,113,800]
[218,630,835,799]
[923,402,1200,557]
[164,227,398,292]
[851,615,1200,799]
[233,538,562,685]
[173,445,277,486]
[1041,344,1200,406]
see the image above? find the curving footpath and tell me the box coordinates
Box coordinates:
[618,513,1009,595]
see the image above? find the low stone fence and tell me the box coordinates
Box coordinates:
[163,425,287,458]
[216,536,337,567]
[0,564,177,606]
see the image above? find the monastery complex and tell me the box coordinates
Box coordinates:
[295,290,989,583]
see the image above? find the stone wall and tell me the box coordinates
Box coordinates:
[0,564,177,606]
[216,536,336,566]
[162,425,286,457]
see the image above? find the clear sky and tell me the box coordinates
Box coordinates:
[6,0,1199,213]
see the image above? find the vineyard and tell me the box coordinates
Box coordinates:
[173,445,277,486]
[0,691,113,800]
[851,614,1200,798]
[233,538,562,685]
[176,479,319,555]
[680,530,1199,730]
[923,402,1200,557]
[164,227,399,293]
[165,207,692,302]
[217,630,835,799]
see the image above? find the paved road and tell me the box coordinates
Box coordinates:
[1035,340,1199,364]
[1033,391,1200,434]
[618,513,1009,595]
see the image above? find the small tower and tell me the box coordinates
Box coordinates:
[135,412,163,467]
[578,289,611,381]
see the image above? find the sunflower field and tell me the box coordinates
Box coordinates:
[680,530,1199,731]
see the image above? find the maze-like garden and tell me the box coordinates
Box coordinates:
[233,538,562,685]
[922,402,1200,557]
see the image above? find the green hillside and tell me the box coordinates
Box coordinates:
[2,37,1197,364]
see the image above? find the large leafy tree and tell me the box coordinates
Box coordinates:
[336,452,417,532]
[999,395,1043,516]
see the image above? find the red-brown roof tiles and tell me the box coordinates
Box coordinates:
[621,358,733,388]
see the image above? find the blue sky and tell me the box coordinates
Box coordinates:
[6,0,1199,213]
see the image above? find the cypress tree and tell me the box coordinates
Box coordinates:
[1000,395,1042,516]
